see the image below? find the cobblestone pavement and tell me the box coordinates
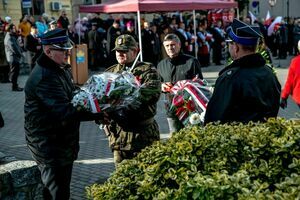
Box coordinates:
[0,55,298,199]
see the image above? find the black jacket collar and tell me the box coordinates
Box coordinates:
[37,53,71,70]
[219,53,266,75]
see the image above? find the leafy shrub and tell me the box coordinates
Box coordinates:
[86,118,300,199]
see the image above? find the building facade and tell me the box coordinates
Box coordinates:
[0,0,88,26]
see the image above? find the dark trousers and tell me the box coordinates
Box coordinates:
[38,164,73,200]
[9,61,20,89]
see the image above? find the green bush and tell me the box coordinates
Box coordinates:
[86,118,300,199]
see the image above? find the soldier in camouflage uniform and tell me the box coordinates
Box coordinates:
[104,34,161,166]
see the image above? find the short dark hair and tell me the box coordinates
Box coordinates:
[163,33,180,43]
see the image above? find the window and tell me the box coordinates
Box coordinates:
[22,0,45,16]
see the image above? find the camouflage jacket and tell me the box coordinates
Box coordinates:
[104,61,161,151]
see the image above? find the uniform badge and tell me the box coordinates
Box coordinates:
[117,38,123,45]
[227,70,232,76]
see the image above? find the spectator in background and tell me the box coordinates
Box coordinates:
[2,16,12,32]
[280,40,300,109]
[18,14,31,38]
[141,21,155,64]
[160,24,173,59]
[106,19,121,66]
[49,19,57,31]
[123,21,137,41]
[197,19,212,67]
[0,17,10,83]
[150,24,161,66]
[25,24,42,71]
[175,22,190,55]
[42,13,50,25]
[286,17,294,56]
[87,23,101,70]
[293,18,300,55]
[67,24,79,44]
[57,9,70,30]
[278,20,288,59]
[211,19,225,65]
[4,24,23,91]
[35,15,48,36]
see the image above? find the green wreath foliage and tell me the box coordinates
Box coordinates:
[87,118,300,200]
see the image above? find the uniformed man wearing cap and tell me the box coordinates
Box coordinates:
[204,19,281,124]
[103,34,161,167]
[24,28,102,199]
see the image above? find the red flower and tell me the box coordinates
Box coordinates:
[172,95,184,107]
[186,100,196,112]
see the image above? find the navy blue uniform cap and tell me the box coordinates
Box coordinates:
[226,19,262,46]
[40,28,73,50]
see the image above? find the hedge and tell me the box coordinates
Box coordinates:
[86,118,300,200]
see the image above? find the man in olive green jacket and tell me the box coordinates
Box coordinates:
[104,34,161,167]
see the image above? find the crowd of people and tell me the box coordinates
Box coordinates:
[2,10,300,73]
[1,9,300,200]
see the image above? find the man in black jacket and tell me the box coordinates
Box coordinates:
[24,29,101,200]
[204,19,281,124]
[4,24,23,91]
[25,24,42,71]
[157,33,203,134]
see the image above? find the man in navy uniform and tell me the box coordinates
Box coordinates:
[204,19,281,124]
[24,28,102,200]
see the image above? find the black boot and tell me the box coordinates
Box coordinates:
[12,86,23,92]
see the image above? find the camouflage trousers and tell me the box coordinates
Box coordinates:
[107,120,160,167]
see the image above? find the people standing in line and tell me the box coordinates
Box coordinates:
[204,19,281,124]
[24,29,103,200]
[57,9,70,30]
[103,34,161,167]
[280,40,300,109]
[157,33,203,134]
[4,24,23,91]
